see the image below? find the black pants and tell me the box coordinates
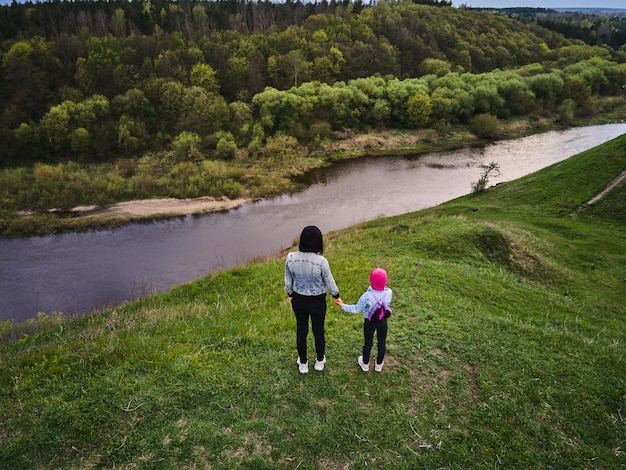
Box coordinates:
[363,318,388,364]
[292,293,326,364]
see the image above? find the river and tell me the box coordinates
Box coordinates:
[1,124,624,322]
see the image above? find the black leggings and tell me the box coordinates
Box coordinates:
[363,318,388,364]
[292,293,327,364]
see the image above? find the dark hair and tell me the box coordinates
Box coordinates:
[298,226,323,254]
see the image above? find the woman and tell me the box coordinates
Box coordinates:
[284,226,342,374]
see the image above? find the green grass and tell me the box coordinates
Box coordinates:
[1,135,625,469]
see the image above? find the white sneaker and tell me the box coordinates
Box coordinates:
[374,360,384,372]
[297,357,309,374]
[314,356,326,371]
[358,356,369,372]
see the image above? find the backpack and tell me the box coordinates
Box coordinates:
[368,290,392,322]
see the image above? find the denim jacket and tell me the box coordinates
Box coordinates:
[284,251,340,298]
[341,286,393,320]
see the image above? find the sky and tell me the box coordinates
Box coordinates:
[452,0,625,7]
[0,0,624,8]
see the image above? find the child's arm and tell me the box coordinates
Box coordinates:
[338,292,368,315]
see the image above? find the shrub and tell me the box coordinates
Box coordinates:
[407,93,433,128]
[308,121,333,143]
[116,158,136,178]
[471,162,500,194]
[469,113,501,139]
[558,98,577,124]
[261,132,299,161]
[69,127,90,154]
[215,132,238,159]
[172,131,202,161]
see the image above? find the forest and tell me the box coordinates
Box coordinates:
[1,1,626,218]
[498,8,626,50]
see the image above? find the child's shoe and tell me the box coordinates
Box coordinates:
[358,356,370,372]
[374,359,384,372]
[314,356,326,371]
[297,357,309,374]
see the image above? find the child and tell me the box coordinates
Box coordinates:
[334,268,392,372]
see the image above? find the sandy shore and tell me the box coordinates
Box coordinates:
[35,166,624,222]
[72,196,252,219]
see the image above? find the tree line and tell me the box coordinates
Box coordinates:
[489,8,626,50]
[1,1,625,168]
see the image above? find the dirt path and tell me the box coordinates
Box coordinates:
[74,196,252,219]
[586,169,626,205]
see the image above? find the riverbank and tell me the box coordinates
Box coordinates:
[0,117,557,238]
[72,195,252,219]
[2,109,625,238]
[4,122,624,324]
[1,126,477,237]
[1,134,624,468]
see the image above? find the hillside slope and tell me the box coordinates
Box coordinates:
[0,134,624,468]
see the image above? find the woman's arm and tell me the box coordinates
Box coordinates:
[321,257,340,298]
[284,256,294,296]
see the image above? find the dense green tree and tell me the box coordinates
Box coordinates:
[117,114,150,154]
[429,72,475,122]
[553,44,612,67]
[75,36,125,97]
[387,77,430,126]
[223,56,251,101]
[268,49,311,89]
[111,8,128,38]
[1,37,61,129]
[253,87,305,134]
[406,93,433,128]
[190,62,220,94]
[469,82,505,116]
[177,86,231,139]
[192,5,209,36]
[310,46,345,84]
[111,88,155,122]
[227,100,254,145]
[342,37,399,79]
[172,130,202,161]
[1,0,625,167]
[69,127,90,155]
[39,95,110,157]
[562,59,609,95]
[495,74,535,116]
[526,72,564,109]
[155,42,202,81]
[418,58,452,77]
[214,131,238,159]
[150,79,184,137]
[13,122,44,162]
[562,74,595,116]
[40,103,72,153]
[600,61,626,95]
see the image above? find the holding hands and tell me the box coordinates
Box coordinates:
[333,297,344,307]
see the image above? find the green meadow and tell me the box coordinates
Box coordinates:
[1,134,624,469]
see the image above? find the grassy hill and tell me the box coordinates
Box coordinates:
[0,134,624,469]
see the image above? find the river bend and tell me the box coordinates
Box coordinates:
[1,124,624,322]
